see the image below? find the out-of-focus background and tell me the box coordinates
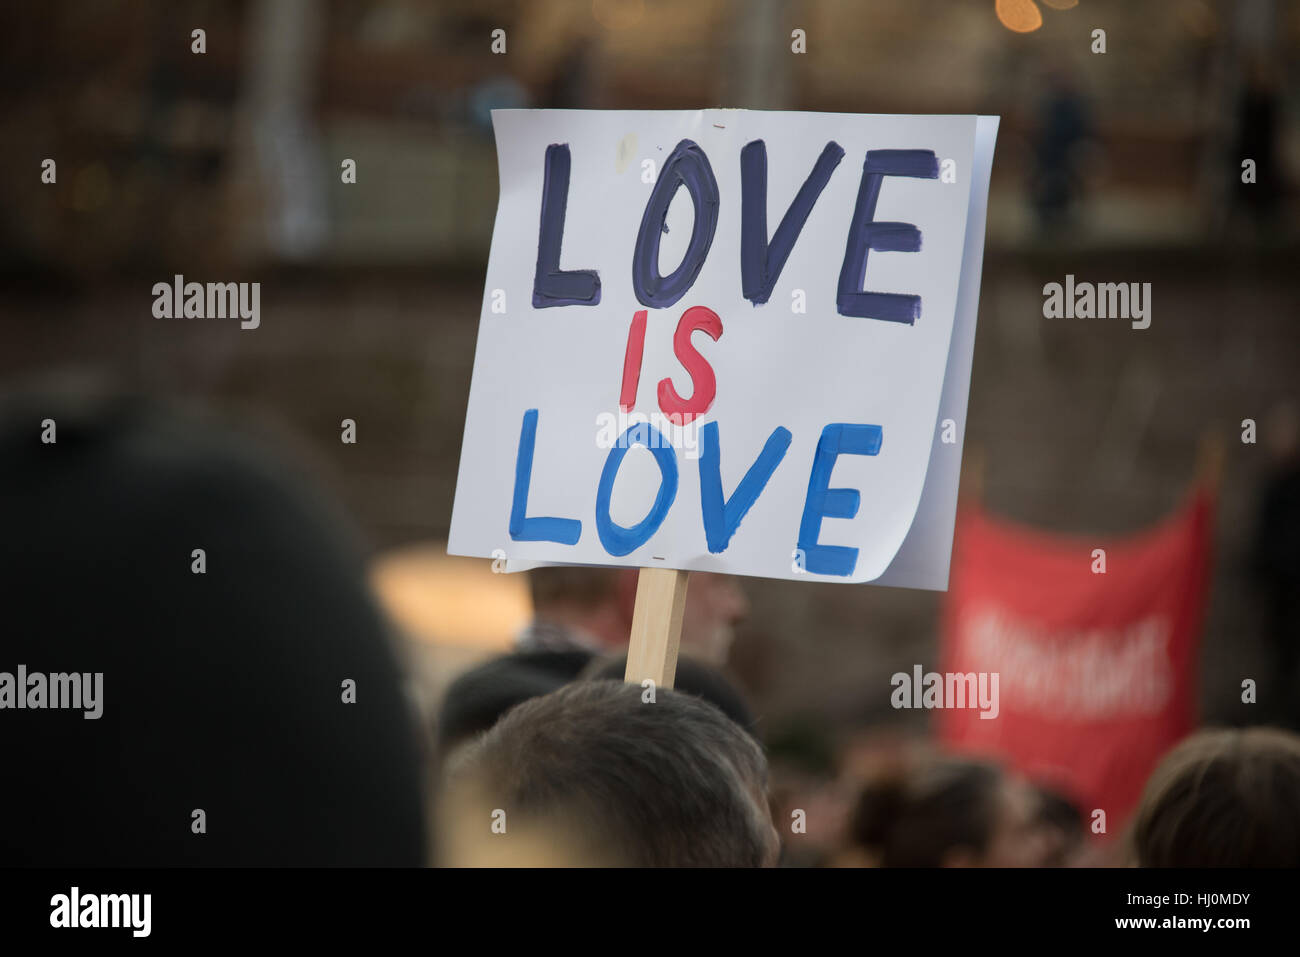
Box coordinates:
[2,0,1298,846]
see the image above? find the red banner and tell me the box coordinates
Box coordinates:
[938,491,1213,829]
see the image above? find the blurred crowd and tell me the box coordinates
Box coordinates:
[3,389,1297,868]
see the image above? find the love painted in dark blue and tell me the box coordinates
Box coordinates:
[511,136,939,577]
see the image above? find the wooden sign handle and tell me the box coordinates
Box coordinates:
[624,567,690,689]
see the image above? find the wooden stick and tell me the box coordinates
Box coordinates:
[624,567,690,689]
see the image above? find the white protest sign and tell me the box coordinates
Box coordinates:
[449,109,998,588]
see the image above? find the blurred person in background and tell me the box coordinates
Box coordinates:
[435,647,592,758]
[581,652,758,737]
[1250,399,1300,729]
[519,564,748,666]
[1231,57,1286,238]
[846,756,1052,867]
[438,680,780,867]
[1130,727,1300,867]
[1030,784,1087,868]
[434,564,751,758]
[435,649,759,760]
[0,388,427,865]
[1030,66,1093,237]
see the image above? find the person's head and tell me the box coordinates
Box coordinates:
[435,648,593,758]
[1131,727,1300,867]
[0,389,426,865]
[528,566,748,664]
[849,756,1048,867]
[581,653,758,737]
[1031,785,1085,867]
[678,571,749,663]
[439,680,779,866]
[527,565,627,644]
